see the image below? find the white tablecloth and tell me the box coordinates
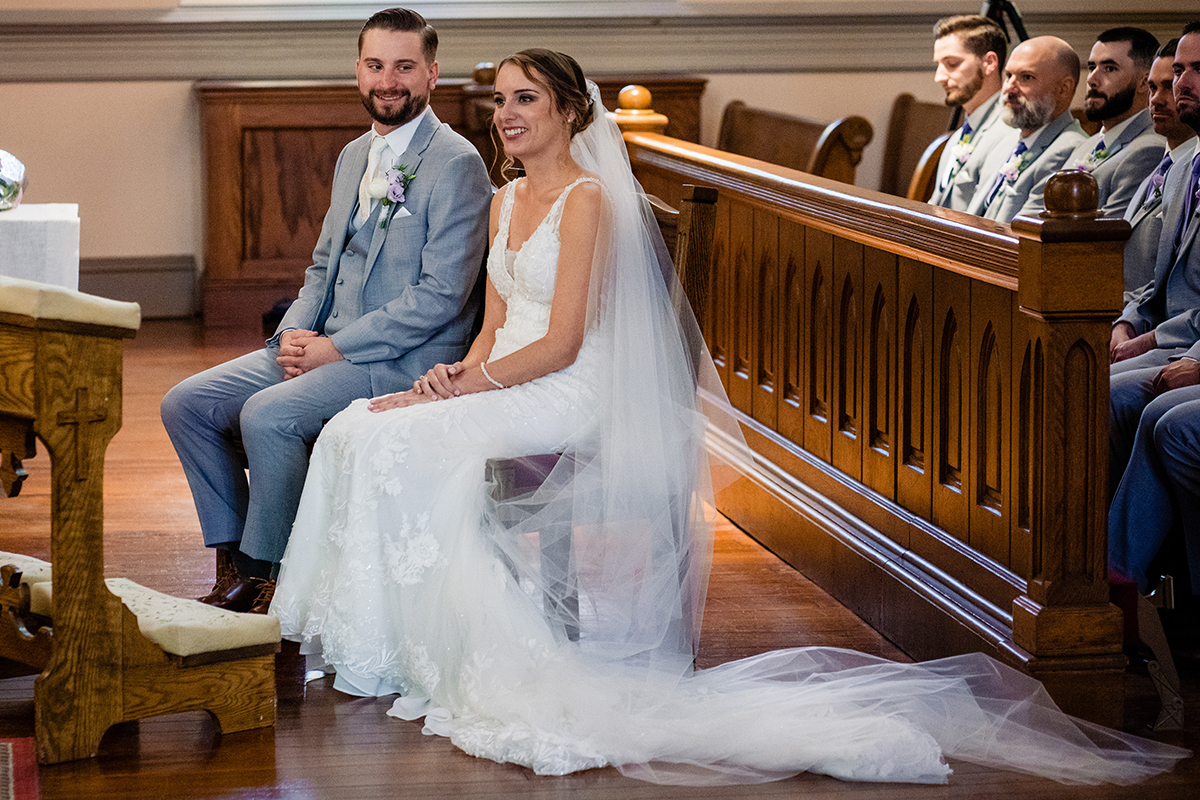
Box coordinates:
[0,203,80,291]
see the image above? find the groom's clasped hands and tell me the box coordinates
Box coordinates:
[276,328,345,379]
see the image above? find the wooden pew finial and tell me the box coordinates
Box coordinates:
[472,62,496,87]
[1040,170,1100,220]
[613,85,668,135]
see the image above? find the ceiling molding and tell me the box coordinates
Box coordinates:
[2,12,1196,83]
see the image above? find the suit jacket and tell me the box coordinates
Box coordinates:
[273,109,492,395]
[1121,139,1197,297]
[929,93,1008,212]
[1123,153,1170,296]
[1063,109,1164,219]
[1118,144,1200,354]
[969,110,1087,222]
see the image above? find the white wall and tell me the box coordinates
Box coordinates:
[0,81,201,261]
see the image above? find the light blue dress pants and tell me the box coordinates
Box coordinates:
[1109,348,1200,592]
[161,348,375,563]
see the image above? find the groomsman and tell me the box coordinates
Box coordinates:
[1108,23,1200,597]
[929,15,1009,212]
[1123,39,1197,296]
[1062,28,1164,220]
[968,36,1087,223]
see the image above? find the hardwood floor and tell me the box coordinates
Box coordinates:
[1,319,1197,799]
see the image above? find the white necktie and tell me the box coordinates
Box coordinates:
[357,135,389,227]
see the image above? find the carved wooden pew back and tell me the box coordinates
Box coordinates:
[624,131,1130,725]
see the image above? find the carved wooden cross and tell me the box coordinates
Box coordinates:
[57,387,108,481]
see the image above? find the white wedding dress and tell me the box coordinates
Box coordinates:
[272,172,1188,786]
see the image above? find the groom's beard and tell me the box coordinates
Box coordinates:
[361,89,428,128]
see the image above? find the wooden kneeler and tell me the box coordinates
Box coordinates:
[0,276,279,765]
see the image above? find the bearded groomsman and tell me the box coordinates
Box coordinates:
[1123,38,1197,296]
[968,36,1087,223]
[1062,28,1164,221]
[928,15,1010,212]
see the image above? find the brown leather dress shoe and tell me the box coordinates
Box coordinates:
[205,574,270,613]
[248,579,277,615]
[197,548,238,605]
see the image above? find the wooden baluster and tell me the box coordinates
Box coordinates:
[1009,170,1130,726]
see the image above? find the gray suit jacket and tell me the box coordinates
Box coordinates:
[969,110,1087,222]
[1123,157,1170,296]
[1063,110,1164,219]
[274,110,492,395]
[1118,146,1200,353]
[929,93,1008,212]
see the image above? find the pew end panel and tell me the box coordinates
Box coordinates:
[881,93,955,198]
[906,133,951,203]
[624,132,1132,725]
[716,100,873,186]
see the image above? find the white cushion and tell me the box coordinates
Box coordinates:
[27,578,280,658]
[0,551,52,586]
[0,274,140,330]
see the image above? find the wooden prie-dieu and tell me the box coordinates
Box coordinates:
[621,119,1131,725]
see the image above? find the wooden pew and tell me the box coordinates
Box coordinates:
[906,132,952,203]
[879,93,955,197]
[622,122,1130,726]
[0,277,279,764]
[716,100,873,186]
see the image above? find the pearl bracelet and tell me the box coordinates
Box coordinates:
[479,361,505,390]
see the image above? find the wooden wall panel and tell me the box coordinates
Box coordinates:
[969,281,1013,567]
[727,200,755,414]
[241,127,357,270]
[831,237,864,480]
[752,211,779,430]
[777,219,806,444]
[804,228,834,463]
[862,247,897,502]
[1011,328,1041,580]
[897,257,933,519]
[932,268,970,541]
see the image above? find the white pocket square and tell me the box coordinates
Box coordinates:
[396,207,412,219]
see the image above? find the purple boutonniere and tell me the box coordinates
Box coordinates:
[1071,148,1110,174]
[999,151,1031,184]
[369,163,418,228]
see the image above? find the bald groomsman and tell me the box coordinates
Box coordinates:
[1062,28,1164,220]
[1108,23,1200,599]
[929,15,1009,211]
[1123,38,1197,296]
[968,36,1087,222]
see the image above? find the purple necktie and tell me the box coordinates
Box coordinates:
[984,140,1028,209]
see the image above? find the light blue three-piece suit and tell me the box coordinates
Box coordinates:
[161,110,492,563]
[1108,141,1200,593]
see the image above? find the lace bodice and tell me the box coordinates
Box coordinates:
[486,177,601,361]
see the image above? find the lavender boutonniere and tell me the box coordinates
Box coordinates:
[369,163,418,228]
[952,131,976,168]
[1072,147,1110,174]
[999,151,1031,184]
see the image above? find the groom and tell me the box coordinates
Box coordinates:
[161,7,491,612]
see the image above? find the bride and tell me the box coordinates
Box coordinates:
[271,49,1188,785]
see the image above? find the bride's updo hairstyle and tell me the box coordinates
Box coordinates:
[497,48,595,137]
